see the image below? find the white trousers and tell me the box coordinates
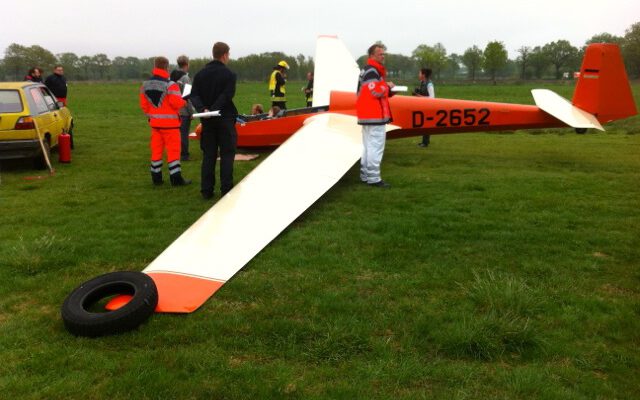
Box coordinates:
[360,124,386,184]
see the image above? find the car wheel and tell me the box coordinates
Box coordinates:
[61,271,158,337]
[33,139,50,170]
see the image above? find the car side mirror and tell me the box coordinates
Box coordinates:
[57,101,65,108]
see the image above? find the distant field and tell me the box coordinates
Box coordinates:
[0,81,638,399]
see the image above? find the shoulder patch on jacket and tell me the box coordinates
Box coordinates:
[361,66,380,82]
[142,80,170,107]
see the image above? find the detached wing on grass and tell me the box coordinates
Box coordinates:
[144,114,397,313]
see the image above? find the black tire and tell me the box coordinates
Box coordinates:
[33,139,50,170]
[61,271,158,337]
[575,128,587,134]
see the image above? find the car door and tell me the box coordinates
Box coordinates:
[27,86,58,143]
[39,87,65,146]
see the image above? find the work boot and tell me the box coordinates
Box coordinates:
[151,171,163,185]
[150,160,163,185]
[170,172,192,186]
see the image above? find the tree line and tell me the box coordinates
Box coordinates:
[395,21,639,82]
[0,44,315,82]
[1,21,638,83]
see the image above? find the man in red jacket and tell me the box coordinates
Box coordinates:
[140,57,191,186]
[356,43,395,188]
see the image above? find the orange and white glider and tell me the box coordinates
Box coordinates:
[144,37,636,313]
[63,36,636,337]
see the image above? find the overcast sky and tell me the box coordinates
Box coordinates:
[3,0,638,62]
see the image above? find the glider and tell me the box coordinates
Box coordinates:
[61,36,637,336]
[234,39,635,146]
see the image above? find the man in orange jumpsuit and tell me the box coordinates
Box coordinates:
[140,57,191,186]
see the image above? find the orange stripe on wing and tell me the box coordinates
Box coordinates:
[147,272,225,313]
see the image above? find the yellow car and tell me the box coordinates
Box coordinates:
[0,81,74,168]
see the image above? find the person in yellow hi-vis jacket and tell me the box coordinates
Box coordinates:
[269,60,289,109]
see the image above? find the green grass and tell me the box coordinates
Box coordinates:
[0,81,639,399]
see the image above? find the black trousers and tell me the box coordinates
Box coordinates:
[200,118,237,196]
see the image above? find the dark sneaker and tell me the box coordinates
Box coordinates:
[418,142,428,147]
[170,175,192,186]
[220,184,234,197]
[368,180,390,188]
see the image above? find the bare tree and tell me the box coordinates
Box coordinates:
[516,46,532,79]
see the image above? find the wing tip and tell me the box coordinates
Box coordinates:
[147,272,225,313]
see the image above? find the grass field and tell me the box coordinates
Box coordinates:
[0,80,639,399]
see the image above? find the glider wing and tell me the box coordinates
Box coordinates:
[144,114,397,313]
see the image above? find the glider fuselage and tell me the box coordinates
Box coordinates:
[235,93,564,147]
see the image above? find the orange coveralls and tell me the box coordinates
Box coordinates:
[139,68,186,184]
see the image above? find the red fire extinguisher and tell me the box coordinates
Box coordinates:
[58,132,72,163]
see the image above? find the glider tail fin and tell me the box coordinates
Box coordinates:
[572,43,637,123]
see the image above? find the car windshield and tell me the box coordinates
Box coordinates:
[0,90,23,113]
